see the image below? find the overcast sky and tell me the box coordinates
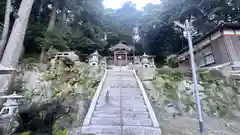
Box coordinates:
[103,0,161,10]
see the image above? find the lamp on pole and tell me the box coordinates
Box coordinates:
[174,19,204,135]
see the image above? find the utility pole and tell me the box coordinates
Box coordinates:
[174,19,204,135]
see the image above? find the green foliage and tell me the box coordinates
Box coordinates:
[163,82,178,100]
[170,71,184,81]
[152,68,240,117]
[166,54,179,68]
[36,27,69,52]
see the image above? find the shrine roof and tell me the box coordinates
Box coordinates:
[109,43,135,52]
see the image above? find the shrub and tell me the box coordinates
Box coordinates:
[166,54,179,68]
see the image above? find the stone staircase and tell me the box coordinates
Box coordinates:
[80,69,161,135]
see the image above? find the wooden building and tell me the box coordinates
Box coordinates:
[178,23,240,69]
[107,42,136,66]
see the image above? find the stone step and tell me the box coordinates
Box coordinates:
[94,110,120,115]
[122,118,152,126]
[122,126,161,135]
[122,105,147,110]
[122,106,147,111]
[95,106,120,111]
[93,110,149,118]
[95,104,147,110]
[96,100,146,107]
[109,93,142,97]
[97,98,145,103]
[93,112,120,118]
[101,96,143,100]
[81,125,121,135]
[91,117,121,125]
[122,111,149,118]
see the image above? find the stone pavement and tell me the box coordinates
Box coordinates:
[81,69,161,135]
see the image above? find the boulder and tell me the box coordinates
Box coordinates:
[236,95,240,109]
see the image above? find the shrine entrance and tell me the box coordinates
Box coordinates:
[115,50,127,66]
[107,42,135,66]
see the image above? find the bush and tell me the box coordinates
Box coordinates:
[166,54,179,68]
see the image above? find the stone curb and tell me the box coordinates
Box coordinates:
[133,69,160,128]
[82,69,108,126]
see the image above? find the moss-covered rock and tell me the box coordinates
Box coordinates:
[146,68,240,118]
[15,59,105,134]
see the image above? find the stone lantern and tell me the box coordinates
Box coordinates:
[89,51,100,67]
[0,92,23,118]
[141,53,151,68]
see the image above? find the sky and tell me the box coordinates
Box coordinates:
[103,0,161,10]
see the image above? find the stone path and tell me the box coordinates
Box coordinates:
[81,69,161,135]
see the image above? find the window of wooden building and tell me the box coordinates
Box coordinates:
[199,46,215,67]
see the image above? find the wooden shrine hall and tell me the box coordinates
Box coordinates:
[107,42,136,66]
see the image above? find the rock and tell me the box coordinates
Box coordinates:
[0,116,20,135]
[236,95,240,108]
[230,110,240,121]
[55,115,73,130]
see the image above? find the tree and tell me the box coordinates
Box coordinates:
[1,0,35,67]
[0,0,12,59]
[39,0,58,62]
[0,0,35,92]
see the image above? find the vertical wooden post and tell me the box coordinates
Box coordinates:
[125,51,128,65]
[114,51,116,66]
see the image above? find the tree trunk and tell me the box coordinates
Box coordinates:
[0,0,35,93]
[0,0,12,60]
[47,5,57,31]
[61,7,67,29]
[40,4,57,63]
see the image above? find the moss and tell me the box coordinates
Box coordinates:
[20,131,32,135]
[163,82,178,100]
[52,121,69,135]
